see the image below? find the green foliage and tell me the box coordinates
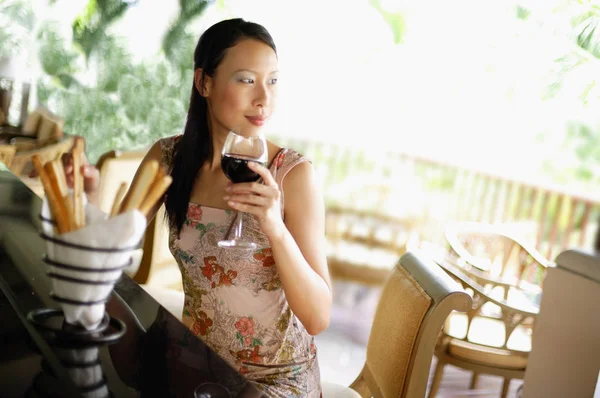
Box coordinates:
[566,122,600,182]
[37,22,82,84]
[18,0,212,163]
[162,0,211,71]
[72,0,135,60]
[516,5,531,20]
[95,35,132,92]
[369,0,406,44]
[576,15,600,58]
[0,0,34,58]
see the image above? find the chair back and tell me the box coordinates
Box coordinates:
[445,221,550,290]
[437,259,538,359]
[356,251,471,398]
[96,149,147,214]
[0,145,16,167]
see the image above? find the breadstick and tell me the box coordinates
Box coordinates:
[139,175,172,216]
[110,182,128,218]
[46,160,76,231]
[72,138,85,228]
[140,165,165,210]
[119,160,159,214]
[32,155,70,234]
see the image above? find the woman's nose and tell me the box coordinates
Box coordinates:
[253,84,271,108]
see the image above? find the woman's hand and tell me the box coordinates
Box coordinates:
[61,150,100,197]
[224,161,285,240]
[28,141,101,202]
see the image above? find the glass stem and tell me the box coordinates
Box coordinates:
[233,212,243,240]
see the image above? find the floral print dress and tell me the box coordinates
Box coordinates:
[158,136,321,397]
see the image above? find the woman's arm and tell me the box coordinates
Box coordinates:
[227,161,332,335]
[271,162,332,335]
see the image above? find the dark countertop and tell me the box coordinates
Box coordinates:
[0,170,263,398]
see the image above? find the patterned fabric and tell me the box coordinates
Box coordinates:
[158,135,321,397]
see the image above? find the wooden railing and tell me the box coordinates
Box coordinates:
[274,136,600,261]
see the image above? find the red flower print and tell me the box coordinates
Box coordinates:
[187,204,203,227]
[217,269,238,287]
[239,366,249,375]
[192,311,213,336]
[201,256,237,288]
[250,345,263,364]
[235,317,255,337]
[274,151,286,168]
[244,336,252,346]
[310,343,317,356]
[201,256,218,280]
[211,263,224,288]
[253,248,275,267]
[230,345,264,365]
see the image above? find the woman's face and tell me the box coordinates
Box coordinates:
[202,38,279,138]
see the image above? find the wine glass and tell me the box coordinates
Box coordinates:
[218,131,268,249]
[193,382,232,398]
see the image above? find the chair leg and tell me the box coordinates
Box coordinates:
[469,372,479,390]
[501,378,511,398]
[428,359,445,398]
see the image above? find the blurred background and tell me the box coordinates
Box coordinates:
[2,0,599,256]
[2,0,600,395]
[1,0,600,187]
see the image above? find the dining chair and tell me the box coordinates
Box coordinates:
[322,251,472,397]
[0,144,16,168]
[428,258,540,398]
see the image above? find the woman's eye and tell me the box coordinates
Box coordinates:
[269,78,278,85]
[240,78,254,84]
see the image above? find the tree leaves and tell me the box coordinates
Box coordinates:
[72,0,136,60]
[37,22,82,82]
[162,0,211,66]
[0,0,34,58]
[576,14,600,58]
[369,0,406,44]
[96,36,132,92]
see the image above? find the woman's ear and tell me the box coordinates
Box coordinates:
[194,68,211,97]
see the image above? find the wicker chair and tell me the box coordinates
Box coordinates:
[0,144,16,168]
[322,251,472,398]
[428,222,551,398]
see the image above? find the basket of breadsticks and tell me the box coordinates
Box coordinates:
[33,138,171,330]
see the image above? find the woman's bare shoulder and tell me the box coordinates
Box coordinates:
[149,134,183,170]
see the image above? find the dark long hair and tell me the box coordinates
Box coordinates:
[165,18,277,234]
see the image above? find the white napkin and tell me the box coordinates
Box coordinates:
[41,193,147,330]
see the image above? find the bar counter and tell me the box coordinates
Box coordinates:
[0,169,263,397]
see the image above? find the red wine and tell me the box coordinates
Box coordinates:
[221,154,266,183]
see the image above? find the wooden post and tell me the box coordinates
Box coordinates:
[594,216,600,252]
[0,77,13,125]
[19,82,30,128]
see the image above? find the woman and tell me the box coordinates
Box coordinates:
[67,18,331,397]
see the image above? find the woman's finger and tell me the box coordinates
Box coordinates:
[248,162,277,187]
[225,193,268,207]
[227,201,259,215]
[82,165,100,192]
[229,182,275,197]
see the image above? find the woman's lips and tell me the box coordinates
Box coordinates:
[246,116,267,126]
